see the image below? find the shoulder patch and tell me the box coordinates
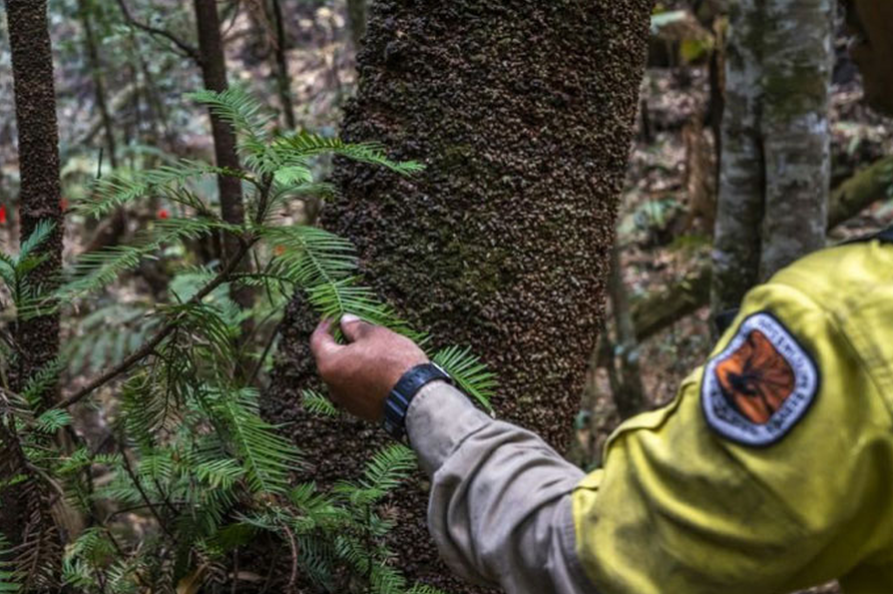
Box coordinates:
[701,312,819,447]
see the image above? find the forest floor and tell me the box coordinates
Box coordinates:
[1,2,891,593]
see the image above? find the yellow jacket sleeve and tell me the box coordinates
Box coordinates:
[573,242,893,594]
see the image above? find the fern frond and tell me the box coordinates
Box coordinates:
[300,390,339,418]
[66,303,157,374]
[34,409,72,434]
[304,278,421,340]
[20,358,64,410]
[334,445,416,506]
[262,225,356,287]
[119,371,183,453]
[0,534,21,592]
[272,131,424,177]
[359,444,416,494]
[211,388,302,495]
[194,459,245,490]
[431,346,496,412]
[79,160,239,219]
[57,216,227,301]
[16,220,55,265]
[187,88,272,157]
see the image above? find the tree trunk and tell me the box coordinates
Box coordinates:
[7,0,64,405]
[78,0,118,171]
[263,0,651,590]
[608,243,646,420]
[270,0,296,129]
[712,0,833,317]
[3,0,64,571]
[192,0,247,264]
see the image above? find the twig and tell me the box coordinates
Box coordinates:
[281,524,300,592]
[54,238,256,411]
[119,443,177,541]
[115,0,202,63]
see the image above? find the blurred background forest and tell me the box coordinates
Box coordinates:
[0,0,889,592]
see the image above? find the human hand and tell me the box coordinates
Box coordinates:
[310,314,429,422]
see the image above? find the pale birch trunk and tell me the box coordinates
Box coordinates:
[712,0,834,317]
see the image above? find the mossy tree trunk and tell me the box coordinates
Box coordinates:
[263,0,651,590]
[712,0,834,317]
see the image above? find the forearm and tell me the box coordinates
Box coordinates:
[406,382,594,594]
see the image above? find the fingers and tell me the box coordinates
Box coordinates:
[310,319,342,367]
[340,313,375,343]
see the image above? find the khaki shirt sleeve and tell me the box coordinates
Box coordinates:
[406,381,595,594]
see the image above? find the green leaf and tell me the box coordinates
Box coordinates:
[34,409,73,434]
[271,131,424,177]
[431,346,496,412]
[301,390,339,417]
[212,388,303,495]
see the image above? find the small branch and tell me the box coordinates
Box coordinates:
[115,0,201,63]
[55,238,256,410]
[119,444,177,540]
[281,524,299,592]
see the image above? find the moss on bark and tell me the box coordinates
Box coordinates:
[263,0,651,589]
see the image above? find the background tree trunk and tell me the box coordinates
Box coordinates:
[263,0,652,589]
[7,0,64,406]
[192,0,247,265]
[270,0,296,129]
[608,243,646,420]
[711,0,834,317]
[3,0,64,572]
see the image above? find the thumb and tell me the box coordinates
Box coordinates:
[310,318,342,363]
[341,313,375,343]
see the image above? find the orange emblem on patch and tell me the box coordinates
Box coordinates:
[714,330,796,425]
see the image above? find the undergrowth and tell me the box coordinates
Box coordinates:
[0,89,495,593]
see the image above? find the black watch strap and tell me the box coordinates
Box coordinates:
[383,363,452,441]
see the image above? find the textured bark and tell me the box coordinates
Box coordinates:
[4,0,64,564]
[6,0,64,405]
[636,154,888,341]
[711,0,834,316]
[263,0,651,590]
[193,0,247,263]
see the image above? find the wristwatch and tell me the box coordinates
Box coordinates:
[383,363,452,441]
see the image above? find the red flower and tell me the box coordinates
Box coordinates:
[60,197,69,212]
[157,209,170,220]
[274,245,286,256]
[0,205,6,225]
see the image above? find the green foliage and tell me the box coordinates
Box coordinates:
[0,220,55,318]
[0,88,492,593]
[432,346,496,412]
[0,535,21,592]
